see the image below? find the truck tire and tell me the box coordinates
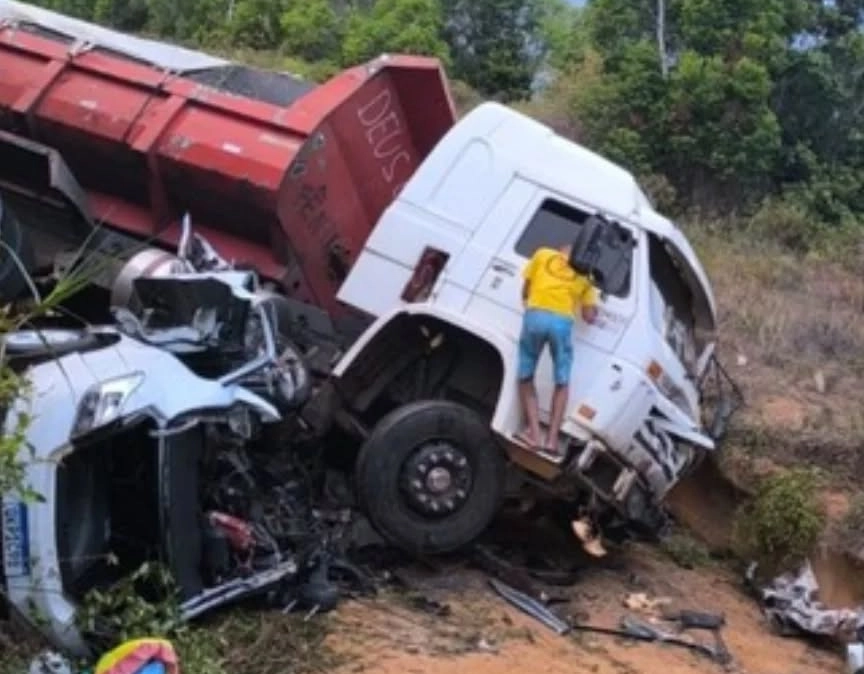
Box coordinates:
[0,197,36,301]
[355,400,505,555]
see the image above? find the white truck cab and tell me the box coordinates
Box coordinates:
[333,102,739,553]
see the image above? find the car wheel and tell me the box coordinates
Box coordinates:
[355,400,505,555]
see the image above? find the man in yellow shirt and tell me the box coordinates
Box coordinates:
[516,243,598,455]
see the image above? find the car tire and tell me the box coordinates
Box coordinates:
[355,400,505,556]
[0,197,36,302]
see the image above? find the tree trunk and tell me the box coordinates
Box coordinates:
[657,0,668,78]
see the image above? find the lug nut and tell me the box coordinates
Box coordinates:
[444,451,454,462]
[411,479,422,490]
[456,489,466,499]
[430,501,440,512]
[456,457,467,468]
[417,463,428,473]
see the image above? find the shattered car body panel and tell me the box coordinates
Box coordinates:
[1,269,314,655]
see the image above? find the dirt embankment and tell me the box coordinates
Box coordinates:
[326,543,840,674]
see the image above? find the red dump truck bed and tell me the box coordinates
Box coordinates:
[0,6,456,316]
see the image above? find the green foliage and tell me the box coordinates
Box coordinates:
[442,0,545,100]
[342,0,450,66]
[77,562,184,649]
[735,468,825,570]
[75,562,339,674]
[661,532,712,569]
[0,310,34,498]
[227,0,287,49]
[745,196,821,252]
[91,0,149,30]
[281,0,344,63]
[666,52,781,204]
[75,562,225,674]
[536,0,588,72]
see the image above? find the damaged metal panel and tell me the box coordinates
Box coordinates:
[748,561,864,642]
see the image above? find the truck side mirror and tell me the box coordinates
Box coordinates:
[568,213,636,297]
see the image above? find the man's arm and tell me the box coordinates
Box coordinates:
[580,282,599,324]
[521,252,539,306]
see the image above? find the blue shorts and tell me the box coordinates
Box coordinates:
[518,309,574,386]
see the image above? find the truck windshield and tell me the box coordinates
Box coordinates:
[647,233,700,375]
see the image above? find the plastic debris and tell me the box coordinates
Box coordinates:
[28,651,73,674]
[94,638,179,674]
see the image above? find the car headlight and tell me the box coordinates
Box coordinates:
[72,372,145,437]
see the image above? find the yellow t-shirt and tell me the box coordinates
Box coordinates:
[522,247,598,317]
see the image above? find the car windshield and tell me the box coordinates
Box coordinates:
[647,233,701,375]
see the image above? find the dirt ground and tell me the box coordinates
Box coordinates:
[326,542,843,674]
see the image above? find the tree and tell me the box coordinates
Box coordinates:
[281,0,345,63]
[773,30,864,223]
[92,0,148,30]
[341,0,450,67]
[441,0,545,101]
[585,0,681,75]
[227,0,286,49]
[537,0,589,72]
[146,0,227,42]
[569,41,668,174]
[665,52,781,206]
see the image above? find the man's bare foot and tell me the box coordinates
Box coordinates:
[514,429,539,448]
[543,434,562,456]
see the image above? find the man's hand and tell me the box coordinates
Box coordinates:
[581,305,598,324]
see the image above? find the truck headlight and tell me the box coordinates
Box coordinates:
[72,372,145,437]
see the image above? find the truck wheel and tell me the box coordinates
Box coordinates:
[0,198,36,301]
[355,400,505,555]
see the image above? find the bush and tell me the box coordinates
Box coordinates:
[734,467,825,571]
[639,173,679,215]
[745,197,822,253]
[661,532,712,569]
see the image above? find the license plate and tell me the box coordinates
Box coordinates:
[2,501,30,577]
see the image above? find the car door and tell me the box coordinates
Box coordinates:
[467,186,639,415]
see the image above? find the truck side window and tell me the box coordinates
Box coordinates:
[648,233,699,371]
[514,198,632,298]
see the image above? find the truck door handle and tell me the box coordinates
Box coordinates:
[492,262,516,276]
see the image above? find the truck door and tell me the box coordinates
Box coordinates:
[466,188,639,414]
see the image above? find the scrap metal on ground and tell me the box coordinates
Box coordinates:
[487,576,732,665]
[747,560,864,643]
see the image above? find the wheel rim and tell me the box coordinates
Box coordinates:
[400,440,473,518]
[4,329,84,349]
